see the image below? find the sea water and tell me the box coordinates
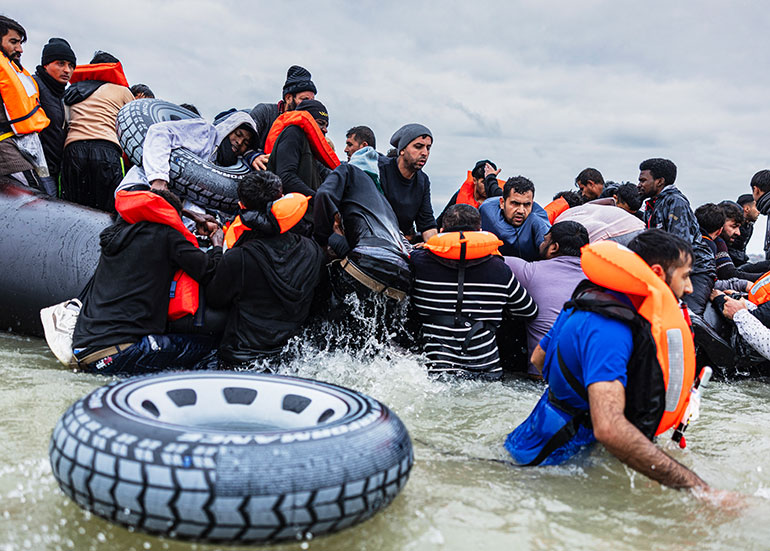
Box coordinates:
[1,328,769,551]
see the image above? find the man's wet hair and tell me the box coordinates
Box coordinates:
[548,221,589,257]
[719,200,744,225]
[552,190,583,207]
[737,193,755,207]
[441,203,481,231]
[503,176,535,200]
[575,167,604,187]
[130,84,154,98]
[471,159,496,180]
[346,126,375,149]
[628,229,692,274]
[614,182,642,212]
[695,203,725,234]
[151,189,183,216]
[179,103,200,115]
[90,50,119,64]
[238,170,282,212]
[0,16,26,42]
[750,169,770,194]
[639,158,677,187]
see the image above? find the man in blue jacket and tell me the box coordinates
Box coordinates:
[479,174,550,261]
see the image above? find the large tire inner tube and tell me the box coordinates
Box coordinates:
[49,372,413,544]
[0,181,110,335]
[117,99,249,213]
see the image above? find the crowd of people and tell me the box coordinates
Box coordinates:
[3,15,763,497]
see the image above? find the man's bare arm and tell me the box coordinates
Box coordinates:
[588,380,708,490]
[531,344,545,374]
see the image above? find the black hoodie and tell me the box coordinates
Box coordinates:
[206,216,324,363]
[73,219,222,351]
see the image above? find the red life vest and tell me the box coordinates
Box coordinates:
[544,197,570,224]
[114,190,199,320]
[264,110,340,170]
[69,62,129,88]
[223,193,310,250]
[455,172,504,209]
[0,56,50,135]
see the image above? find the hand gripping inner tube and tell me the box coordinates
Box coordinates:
[49,372,413,544]
[116,99,249,213]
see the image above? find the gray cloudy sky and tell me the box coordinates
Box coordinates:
[16,0,770,252]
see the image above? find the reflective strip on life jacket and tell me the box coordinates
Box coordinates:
[580,240,696,435]
[0,57,50,135]
[544,197,570,224]
[264,110,340,170]
[424,231,503,260]
[114,190,199,320]
[69,62,129,87]
[748,270,770,306]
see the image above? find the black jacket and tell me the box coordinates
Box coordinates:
[73,219,222,351]
[33,66,67,178]
[314,163,406,258]
[378,157,437,236]
[249,101,280,152]
[265,125,321,198]
[206,224,324,363]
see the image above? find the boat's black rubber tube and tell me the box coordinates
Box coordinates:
[0,181,111,336]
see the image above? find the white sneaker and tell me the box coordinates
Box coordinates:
[40,299,82,366]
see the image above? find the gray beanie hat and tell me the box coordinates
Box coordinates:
[389,123,432,153]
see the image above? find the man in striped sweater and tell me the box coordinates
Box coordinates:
[410,204,538,379]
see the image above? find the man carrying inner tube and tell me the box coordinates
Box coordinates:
[505,230,717,492]
[207,171,325,369]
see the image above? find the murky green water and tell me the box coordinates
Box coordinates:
[1,331,769,551]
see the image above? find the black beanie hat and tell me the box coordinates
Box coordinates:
[41,38,76,66]
[297,99,328,125]
[282,65,317,97]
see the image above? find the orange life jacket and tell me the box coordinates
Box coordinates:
[424,231,503,260]
[0,56,50,135]
[114,190,199,320]
[544,197,570,224]
[264,110,340,170]
[223,193,310,249]
[580,240,696,436]
[455,172,504,209]
[69,62,129,88]
[748,270,770,306]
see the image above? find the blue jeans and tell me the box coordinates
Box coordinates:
[84,334,216,375]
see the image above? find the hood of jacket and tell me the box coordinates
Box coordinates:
[98,217,142,255]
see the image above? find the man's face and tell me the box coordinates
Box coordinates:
[315,118,328,135]
[473,176,487,201]
[400,136,432,172]
[744,201,760,223]
[722,218,741,244]
[664,255,693,300]
[285,91,315,111]
[44,60,75,84]
[577,179,603,201]
[638,170,664,199]
[344,134,363,160]
[228,128,252,156]
[539,232,558,259]
[1,30,23,63]
[500,190,534,227]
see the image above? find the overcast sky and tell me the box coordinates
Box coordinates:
[15,1,770,253]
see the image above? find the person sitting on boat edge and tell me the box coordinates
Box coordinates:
[410,203,538,380]
[505,229,713,491]
[208,171,324,370]
[436,159,504,228]
[71,188,223,374]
